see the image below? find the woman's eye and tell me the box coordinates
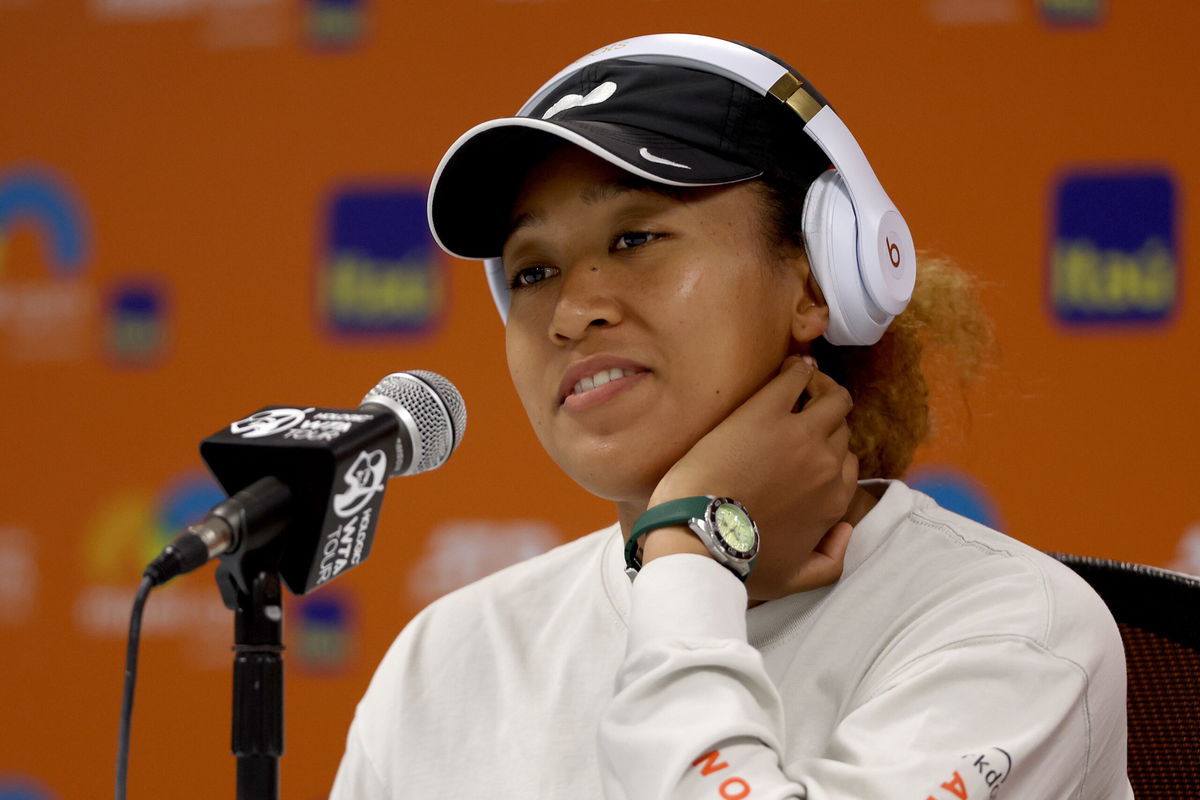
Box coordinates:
[509,265,557,289]
[613,231,660,251]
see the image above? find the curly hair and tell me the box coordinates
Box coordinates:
[754,106,995,478]
[810,256,996,479]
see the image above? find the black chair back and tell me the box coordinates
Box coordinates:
[1050,553,1200,800]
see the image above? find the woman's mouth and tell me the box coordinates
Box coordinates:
[558,359,651,412]
[569,367,641,397]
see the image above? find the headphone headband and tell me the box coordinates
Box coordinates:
[519,34,796,115]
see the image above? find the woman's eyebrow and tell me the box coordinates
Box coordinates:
[582,177,688,205]
[507,210,545,240]
[505,178,688,245]
[580,179,641,206]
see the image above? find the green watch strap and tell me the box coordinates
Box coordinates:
[625,496,712,572]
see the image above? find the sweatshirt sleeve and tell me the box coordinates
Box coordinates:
[598,553,809,800]
[597,553,1127,800]
[329,715,389,800]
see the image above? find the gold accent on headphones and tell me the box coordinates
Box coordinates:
[768,73,823,123]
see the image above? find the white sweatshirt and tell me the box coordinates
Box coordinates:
[331,481,1133,799]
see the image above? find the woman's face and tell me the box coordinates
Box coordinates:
[502,147,811,507]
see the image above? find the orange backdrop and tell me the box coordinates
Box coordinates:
[1,1,1196,798]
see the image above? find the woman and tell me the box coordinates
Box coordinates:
[332,34,1132,799]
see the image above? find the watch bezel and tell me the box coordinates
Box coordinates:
[703,496,760,561]
[688,496,759,579]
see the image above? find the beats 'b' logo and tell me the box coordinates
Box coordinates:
[886,236,902,269]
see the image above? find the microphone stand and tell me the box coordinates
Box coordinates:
[217,564,284,800]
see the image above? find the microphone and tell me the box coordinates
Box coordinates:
[143,370,466,594]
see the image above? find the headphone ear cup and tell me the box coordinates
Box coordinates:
[802,169,891,346]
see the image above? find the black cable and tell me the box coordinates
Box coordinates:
[115,575,154,800]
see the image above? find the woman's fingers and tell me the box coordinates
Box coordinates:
[796,369,854,435]
[738,356,852,437]
[744,355,817,413]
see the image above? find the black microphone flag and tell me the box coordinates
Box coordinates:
[200,403,399,595]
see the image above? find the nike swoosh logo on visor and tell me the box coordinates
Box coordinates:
[638,147,692,170]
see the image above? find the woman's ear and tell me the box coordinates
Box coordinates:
[787,253,829,344]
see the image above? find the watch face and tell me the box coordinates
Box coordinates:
[713,501,757,556]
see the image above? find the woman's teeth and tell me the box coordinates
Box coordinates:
[573,368,638,396]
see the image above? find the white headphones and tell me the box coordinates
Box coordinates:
[480,33,916,346]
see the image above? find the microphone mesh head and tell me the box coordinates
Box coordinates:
[363,371,467,476]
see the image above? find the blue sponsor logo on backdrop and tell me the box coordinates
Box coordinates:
[908,467,1003,530]
[0,776,55,800]
[1039,0,1104,26]
[1050,170,1177,326]
[0,171,88,277]
[306,0,366,48]
[84,471,226,585]
[107,282,168,364]
[319,187,444,336]
[293,590,354,672]
[0,169,94,362]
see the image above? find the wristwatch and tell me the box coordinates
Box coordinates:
[626,496,759,582]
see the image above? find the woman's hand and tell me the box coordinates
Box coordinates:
[644,355,858,602]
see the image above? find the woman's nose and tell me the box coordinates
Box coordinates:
[549,262,623,342]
